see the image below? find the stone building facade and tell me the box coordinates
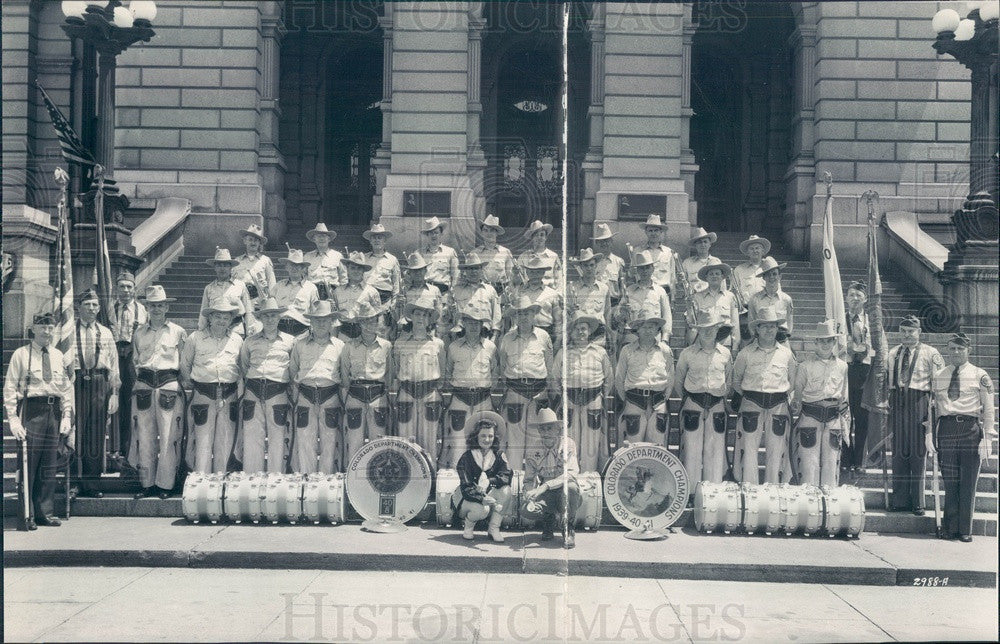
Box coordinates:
[2,1,973,261]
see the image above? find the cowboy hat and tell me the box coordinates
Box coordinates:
[141,285,176,303]
[202,299,242,316]
[404,251,429,271]
[569,314,602,335]
[342,251,373,271]
[305,300,337,319]
[345,299,382,323]
[688,227,718,245]
[739,235,771,256]
[403,293,439,321]
[509,295,541,314]
[458,251,486,269]
[750,307,786,330]
[305,222,337,243]
[279,248,310,266]
[691,308,726,329]
[480,214,505,234]
[697,262,733,282]
[520,254,554,271]
[461,303,492,323]
[643,214,668,230]
[463,410,507,441]
[591,222,615,240]
[628,313,667,331]
[813,319,842,339]
[569,248,604,263]
[362,223,393,241]
[755,256,787,277]
[529,408,562,429]
[255,297,287,315]
[630,249,655,268]
[524,220,553,237]
[419,217,446,234]
[241,224,268,244]
[206,247,239,267]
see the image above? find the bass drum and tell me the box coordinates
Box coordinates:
[263,473,305,524]
[822,485,865,538]
[693,481,743,534]
[181,473,224,524]
[346,437,434,526]
[435,468,460,527]
[602,442,690,534]
[223,471,265,524]
[501,469,525,529]
[741,483,782,536]
[302,473,346,525]
[778,484,824,536]
[575,471,603,531]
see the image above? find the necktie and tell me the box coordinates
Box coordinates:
[41,347,52,383]
[899,347,911,388]
[948,366,961,401]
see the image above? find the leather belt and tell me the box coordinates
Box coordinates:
[75,367,109,382]
[245,378,289,401]
[939,415,979,424]
[625,388,666,410]
[566,386,603,407]
[505,377,547,399]
[801,400,843,424]
[450,386,491,407]
[192,381,238,400]
[684,390,723,410]
[298,383,340,406]
[742,390,788,410]
[136,368,179,389]
[23,396,62,408]
[348,380,386,404]
[400,379,439,399]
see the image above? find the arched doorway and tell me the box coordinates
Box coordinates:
[691,2,795,237]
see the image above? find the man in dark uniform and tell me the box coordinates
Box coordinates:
[931,333,995,542]
[522,409,581,549]
[112,271,147,470]
[4,312,75,529]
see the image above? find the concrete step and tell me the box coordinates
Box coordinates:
[860,487,997,513]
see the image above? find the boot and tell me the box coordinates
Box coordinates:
[540,515,555,541]
[487,511,504,543]
[463,517,476,540]
[564,527,575,549]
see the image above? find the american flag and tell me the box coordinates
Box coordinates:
[54,175,77,370]
[36,81,95,168]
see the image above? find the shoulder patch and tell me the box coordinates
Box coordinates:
[981,374,994,394]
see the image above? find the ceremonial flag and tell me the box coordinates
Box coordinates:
[54,187,77,369]
[821,177,846,353]
[862,207,890,466]
[36,82,95,168]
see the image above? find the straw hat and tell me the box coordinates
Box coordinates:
[750,307,786,330]
[524,220,553,237]
[404,251,429,271]
[305,222,336,243]
[141,285,175,303]
[691,308,726,329]
[255,297,287,315]
[305,300,337,319]
[362,223,393,241]
[202,299,241,316]
[688,227,718,245]
[480,214,504,234]
[755,256,787,277]
[630,249,655,267]
[569,314,602,335]
[697,262,733,282]
[813,319,842,339]
[643,215,668,230]
[458,251,486,269]
[403,293,439,321]
[463,410,506,442]
[569,248,603,264]
[241,224,268,244]
[739,235,771,256]
[279,248,310,266]
[591,222,615,240]
[342,252,373,271]
[206,247,239,267]
[529,408,562,429]
[419,217,446,234]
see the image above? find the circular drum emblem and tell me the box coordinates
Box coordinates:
[346,437,432,523]
[602,443,690,532]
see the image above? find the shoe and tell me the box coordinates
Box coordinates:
[35,515,61,527]
[912,509,925,517]
[487,512,504,543]
[158,489,172,500]
[134,487,154,500]
[958,535,973,543]
[540,517,555,541]
[20,518,37,531]
[79,489,104,499]
[564,529,576,550]
[463,518,476,540]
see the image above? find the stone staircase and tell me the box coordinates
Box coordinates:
[3,230,996,535]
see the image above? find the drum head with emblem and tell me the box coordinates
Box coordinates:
[602,442,690,532]
[346,437,433,524]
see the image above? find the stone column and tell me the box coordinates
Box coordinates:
[466,4,487,220]
[259,2,287,244]
[785,25,816,256]
[679,5,698,226]
[371,7,394,222]
[2,206,56,338]
[580,3,605,233]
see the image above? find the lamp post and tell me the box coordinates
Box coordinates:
[59,1,155,291]
[932,3,999,329]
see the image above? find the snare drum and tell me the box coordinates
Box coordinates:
[302,473,346,525]
[223,471,265,524]
[821,485,865,538]
[435,468,460,526]
[741,483,782,536]
[693,481,743,534]
[181,473,224,524]
[778,484,823,536]
[263,473,305,524]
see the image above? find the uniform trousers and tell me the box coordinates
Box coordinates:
[116,342,136,459]
[845,361,871,468]
[502,379,548,470]
[344,381,389,466]
[131,380,184,490]
[889,388,930,511]
[793,403,846,487]
[566,386,605,472]
[938,416,982,538]
[292,385,342,475]
[620,389,668,446]
[19,398,61,519]
[440,387,492,469]
[522,478,582,529]
[679,392,727,484]
[397,380,442,467]
[74,370,110,486]
[187,382,239,473]
[239,379,291,474]
[735,391,791,485]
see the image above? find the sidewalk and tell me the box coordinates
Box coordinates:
[4,517,996,588]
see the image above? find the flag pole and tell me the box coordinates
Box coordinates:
[863,190,890,508]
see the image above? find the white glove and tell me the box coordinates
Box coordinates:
[107,393,119,415]
[8,417,26,441]
[59,415,73,436]
[978,439,990,461]
[924,433,936,456]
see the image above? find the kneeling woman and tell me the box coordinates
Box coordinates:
[453,411,513,542]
